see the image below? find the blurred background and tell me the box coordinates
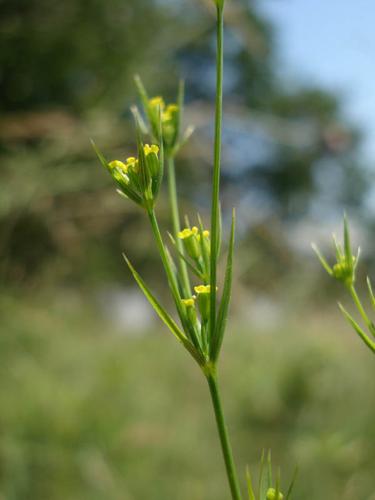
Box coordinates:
[2,0,375,498]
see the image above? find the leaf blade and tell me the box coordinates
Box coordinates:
[211,208,235,361]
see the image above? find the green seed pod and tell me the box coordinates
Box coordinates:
[266,488,284,500]
[181,298,197,326]
[194,285,212,323]
[178,227,201,260]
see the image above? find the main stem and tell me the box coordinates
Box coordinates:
[167,155,191,296]
[210,5,224,335]
[207,370,243,500]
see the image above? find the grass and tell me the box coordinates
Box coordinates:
[1,289,375,500]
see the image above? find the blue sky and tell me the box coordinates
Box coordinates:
[258,0,375,163]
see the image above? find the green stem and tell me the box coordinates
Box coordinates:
[148,209,180,301]
[210,5,224,337]
[349,284,373,333]
[206,370,243,500]
[167,155,191,297]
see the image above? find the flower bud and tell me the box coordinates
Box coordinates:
[143,144,160,177]
[194,285,212,323]
[178,226,201,260]
[181,297,197,325]
[266,488,284,500]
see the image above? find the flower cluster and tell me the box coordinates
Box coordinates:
[177,224,211,280]
[94,141,163,210]
[135,76,193,157]
[313,216,375,355]
[148,96,180,151]
[312,217,359,288]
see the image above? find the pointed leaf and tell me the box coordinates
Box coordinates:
[267,450,272,489]
[285,467,298,500]
[258,449,266,500]
[367,276,375,310]
[343,213,352,264]
[124,254,205,365]
[311,244,333,276]
[246,467,256,500]
[338,302,375,354]
[124,254,185,339]
[211,208,235,360]
[91,139,110,172]
[134,74,150,118]
[332,234,343,260]
[274,468,281,500]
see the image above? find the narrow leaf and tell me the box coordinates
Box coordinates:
[258,449,266,500]
[91,139,110,172]
[311,244,332,276]
[134,74,150,115]
[343,212,352,264]
[211,208,235,360]
[285,467,298,500]
[274,468,281,500]
[124,253,205,365]
[338,302,375,354]
[246,466,256,500]
[267,450,272,489]
[367,276,375,310]
[123,254,186,342]
[332,234,343,260]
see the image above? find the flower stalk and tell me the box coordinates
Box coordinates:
[93,1,248,498]
[206,368,243,500]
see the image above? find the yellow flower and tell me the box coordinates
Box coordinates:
[197,230,210,242]
[194,285,211,294]
[182,298,195,307]
[177,226,198,240]
[162,104,179,122]
[109,160,129,173]
[149,96,165,110]
[125,156,139,172]
[143,144,159,156]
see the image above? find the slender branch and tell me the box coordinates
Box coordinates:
[148,209,180,301]
[167,155,191,297]
[210,5,224,338]
[349,284,373,332]
[206,370,243,500]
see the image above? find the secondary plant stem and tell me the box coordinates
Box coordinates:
[207,370,243,500]
[148,208,180,300]
[349,284,373,332]
[167,155,191,296]
[210,5,224,335]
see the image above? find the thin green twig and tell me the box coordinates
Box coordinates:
[167,155,191,297]
[206,370,243,500]
[210,5,224,337]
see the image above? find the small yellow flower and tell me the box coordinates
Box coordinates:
[149,96,165,109]
[177,227,198,239]
[182,298,195,307]
[162,104,179,123]
[194,285,211,294]
[109,160,129,173]
[125,156,139,172]
[143,144,159,156]
[167,104,178,114]
[197,230,210,242]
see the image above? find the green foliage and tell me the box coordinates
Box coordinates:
[2,292,375,499]
[314,217,375,354]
